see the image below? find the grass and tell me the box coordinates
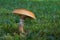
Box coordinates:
[0,0,60,40]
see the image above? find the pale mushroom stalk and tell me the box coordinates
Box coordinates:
[19,16,25,33]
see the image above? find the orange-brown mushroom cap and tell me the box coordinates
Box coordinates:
[12,9,36,19]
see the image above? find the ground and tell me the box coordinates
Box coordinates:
[0,0,60,40]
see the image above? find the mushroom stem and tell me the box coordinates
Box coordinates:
[19,16,25,33]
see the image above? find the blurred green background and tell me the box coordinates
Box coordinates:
[0,0,60,40]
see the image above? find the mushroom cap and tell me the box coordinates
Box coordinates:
[12,9,36,19]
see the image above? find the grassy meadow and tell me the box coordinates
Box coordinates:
[0,0,60,40]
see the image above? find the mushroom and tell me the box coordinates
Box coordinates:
[12,9,36,33]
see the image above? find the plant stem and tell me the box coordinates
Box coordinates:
[19,16,25,33]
